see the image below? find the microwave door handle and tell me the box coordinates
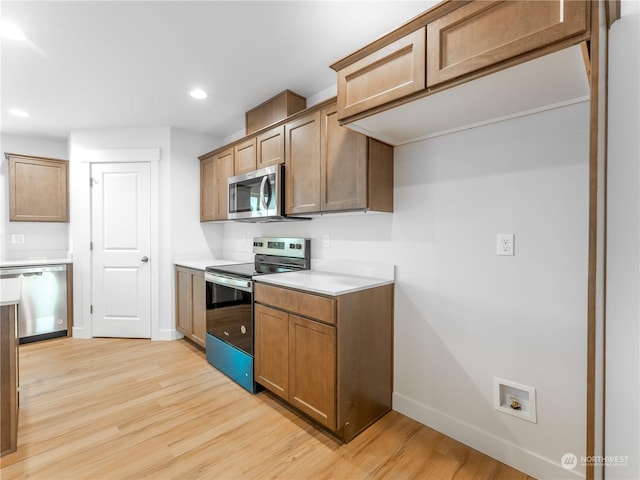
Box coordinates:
[259,176,269,210]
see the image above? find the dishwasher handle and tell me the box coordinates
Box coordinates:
[0,265,67,276]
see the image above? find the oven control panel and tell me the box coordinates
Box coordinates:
[253,237,310,260]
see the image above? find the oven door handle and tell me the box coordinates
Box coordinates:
[205,272,253,292]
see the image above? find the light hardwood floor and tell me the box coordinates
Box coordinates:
[0,337,535,480]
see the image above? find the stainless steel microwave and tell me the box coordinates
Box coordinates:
[228,164,296,222]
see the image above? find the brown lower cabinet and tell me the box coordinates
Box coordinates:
[1,304,18,456]
[254,281,393,442]
[175,266,206,348]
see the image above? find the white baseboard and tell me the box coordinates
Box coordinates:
[71,326,91,339]
[393,392,585,480]
[153,329,183,341]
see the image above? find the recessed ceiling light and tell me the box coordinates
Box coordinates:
[9,109,29,118]
[1,21,28,42]
[189,89,208,100]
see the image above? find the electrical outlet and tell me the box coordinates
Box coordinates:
[497,233,514,256]
[11,234,25,244]
[322,234,331,248]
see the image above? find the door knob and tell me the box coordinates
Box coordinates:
[141,256,149,263]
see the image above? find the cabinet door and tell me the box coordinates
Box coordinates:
[320,104,368,212]
[285,111,321,214]
[190,272,206,348]
[288,315,336,430]
[175,267,192,335]
[200,157,216,222]
[336,28,426,121]
[0,305,18,456]
[234,138,257,174]
[426,0,589,87]
[214,148,234,220]
[257,125,285,169]
[8,154,69,222]
[254,304,289,399]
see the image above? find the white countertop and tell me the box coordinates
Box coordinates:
[255,270,394,296]
[174,259,241,271]
[0,277,22,306]
[1,258,72,268]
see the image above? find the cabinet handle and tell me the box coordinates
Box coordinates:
[141,256,149,263]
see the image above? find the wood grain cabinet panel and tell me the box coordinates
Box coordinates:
[289,315,336,430]
[199,157,216,222]
[175,266,206,348]
[256,125,285,168]
[176,267,192,335]
[7,153,69,222]
[200,148,234,222]
[426,0,589,87]
[336,28,426,121]
[234,138,257,174]
[254,304,289,399]
[321,104,394,213]
[191,273,206,347]
[285,103,393,216]
[321,105,368,212]
[255,282,335,325]
[214,149,234,220]
[246,90,307,135]
[285,111,322,214]
[254,282,393,442]
[0,305,18,456]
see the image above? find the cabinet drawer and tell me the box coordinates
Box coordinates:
[426,0,589,87]
[336,28,426,121]
[255,283,335,325]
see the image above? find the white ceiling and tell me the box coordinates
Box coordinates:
[0,1,431,141]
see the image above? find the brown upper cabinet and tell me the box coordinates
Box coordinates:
[320,104,392,213]
[246,90,307,135]
[233,138,257,175]
[6,153,69,222]
[285,105,393,215]
[200,147,233,222]
[285,111,322,214]
[256,125,285,169]
[200,98,393,220]
[336,28,426,121]
[331,0,591,126]
[426,0,589,87]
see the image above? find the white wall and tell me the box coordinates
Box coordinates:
[214,102,590,479]
[606,2,640,479]
[169,128,222,259]
[0,133,69,261]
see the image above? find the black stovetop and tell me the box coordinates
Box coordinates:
[205,261,303,278]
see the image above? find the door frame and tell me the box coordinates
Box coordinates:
[72,148,160,339]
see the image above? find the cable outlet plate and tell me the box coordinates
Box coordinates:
[497,233,514,256]
[11,234,25,244]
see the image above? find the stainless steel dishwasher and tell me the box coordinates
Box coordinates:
[0,264,68,344]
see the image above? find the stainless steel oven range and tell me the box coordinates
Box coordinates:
[204,237,310,392]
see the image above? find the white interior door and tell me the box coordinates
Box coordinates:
[91,162,151,338]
